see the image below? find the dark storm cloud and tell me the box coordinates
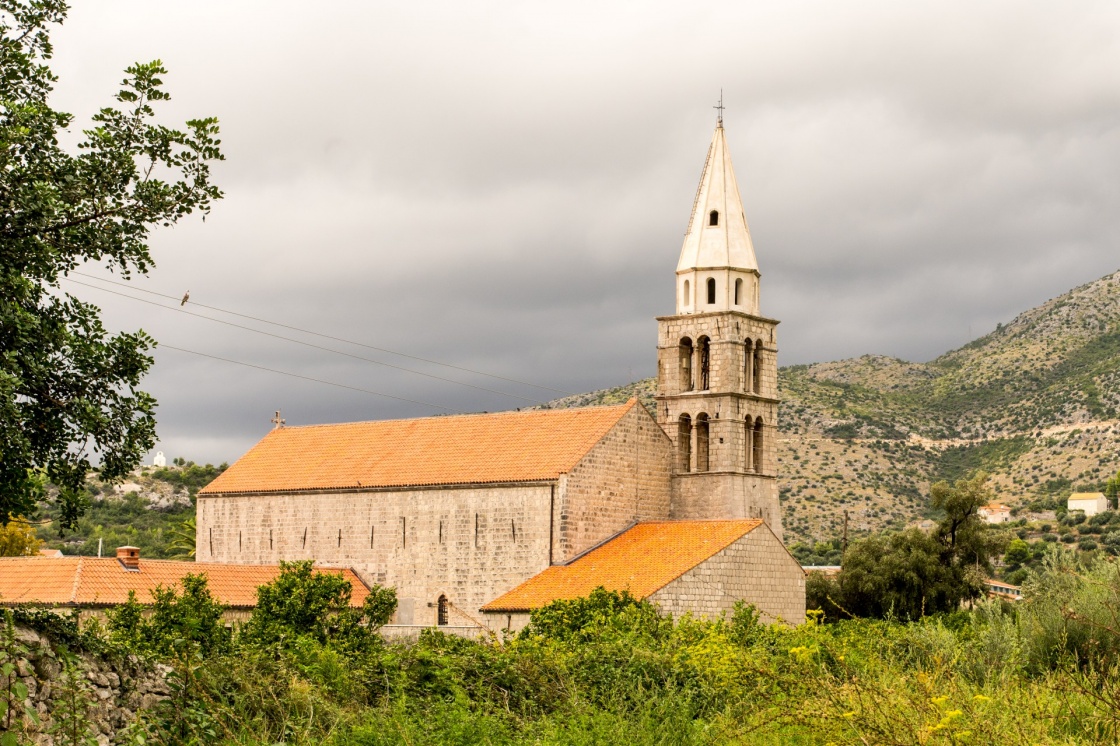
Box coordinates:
[47,1,1120,463]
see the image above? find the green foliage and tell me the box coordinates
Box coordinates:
[935,437,1034,483]
[35,490,194,559]
[520,587,670,644]
[810,473,1007,621]
[0,0,223,529]
[149,462,227,496]
[242,560,396,653]
[0,610,38,740]
[48,653,97,746]
[106,575,229,657]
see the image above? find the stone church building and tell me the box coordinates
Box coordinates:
[197,120,805,630]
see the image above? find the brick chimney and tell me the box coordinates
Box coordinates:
[116,546,140,571]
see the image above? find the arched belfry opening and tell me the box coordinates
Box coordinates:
[709,210,719,226]
[677,414,692,472]
[752,340,763,394]
[706,278,716,304]
[743,339,753,393]
[734,278,742,306]
[695,414,710,472]
[679,337,694,392]
[753,418,764,474]
[437,595,449,626]
[698,336,711,390]
[744,416,754,471]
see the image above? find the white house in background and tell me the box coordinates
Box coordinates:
[978,503,1012,524]
[1068,492,1108,517]
[152,451,167,467]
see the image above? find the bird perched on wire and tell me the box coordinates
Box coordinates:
[180,290,190,306]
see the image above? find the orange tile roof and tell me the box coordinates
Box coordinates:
[201,401,637,495]
[482,520,763,612]
[0,557,369,609]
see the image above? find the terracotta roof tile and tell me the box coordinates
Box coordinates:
[201,401,636,495]
[0,557,369,609]
[481,519,763,612]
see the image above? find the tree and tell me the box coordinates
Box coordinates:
[0,1,223,529]
[808,473,1007,620]
[0,517,40,556]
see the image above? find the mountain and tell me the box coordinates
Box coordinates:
[547,269,1120,545]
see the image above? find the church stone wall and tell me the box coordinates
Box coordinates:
[671,473,782,536]
[555,403,673,562]
[196,483,553,625]
[650,525,804,625]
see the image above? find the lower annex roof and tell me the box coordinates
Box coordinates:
[481,520,764,613]
[0,557,370,609]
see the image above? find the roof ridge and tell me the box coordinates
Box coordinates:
[70,556,84,604]
[273,399,636,430]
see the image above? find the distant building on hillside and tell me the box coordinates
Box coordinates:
[1068,492,1108,517]
[978,503,1012,524]
[985,578,1022,601]
[152,451,167,467]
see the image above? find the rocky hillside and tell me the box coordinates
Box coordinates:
[549,269,1120,545]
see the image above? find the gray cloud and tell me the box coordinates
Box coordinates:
[47,0,1120,464]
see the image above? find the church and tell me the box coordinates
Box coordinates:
[196,118,805,631]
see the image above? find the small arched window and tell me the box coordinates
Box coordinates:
[696,414,710,472]
[709,210,719,226]
[706,278,716,304]
[677,414,692,473]
[437,595,449,626]
[734,278,742,306]
[682,279,690,306]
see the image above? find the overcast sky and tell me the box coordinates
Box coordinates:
[48,1,1120,464]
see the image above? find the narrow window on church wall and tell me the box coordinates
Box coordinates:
[370,525,374,549]
[709,210,719,226]
[677,414,692,472]
[696,414,710,472]
[475,513,479,548]
[706,278,716,304]
[734,278,742,305]
[698,336,710,390]
[682,280,690,306]
[437,595,449,626]
[439,520,443,544]
[401,517,407,548]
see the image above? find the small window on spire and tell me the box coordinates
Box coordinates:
[709,210,719,226]
[707,278,716,304]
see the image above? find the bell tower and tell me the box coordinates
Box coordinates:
[656,117,783,538]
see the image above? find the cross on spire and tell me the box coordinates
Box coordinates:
[271,410,285,429]
[713,90,725,126]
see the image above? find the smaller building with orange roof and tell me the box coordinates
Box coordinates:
[0,547,369,621]
[978,502,1013,524]
[481,519,804,632]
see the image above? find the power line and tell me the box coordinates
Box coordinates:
[69,270,573,397]
[63,277,546,405]
[159,344,463,413]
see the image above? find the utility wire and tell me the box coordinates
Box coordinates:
[159,344,463,413]
[69,270,573,397]
[63,277,546,405]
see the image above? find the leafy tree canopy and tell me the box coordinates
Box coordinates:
[0,516,39,556]
[809,472,1007,620]
[0,0,223,528]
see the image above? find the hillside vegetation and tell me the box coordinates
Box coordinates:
[551,269,1120,545]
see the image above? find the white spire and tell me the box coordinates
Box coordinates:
[676,123,758,274]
